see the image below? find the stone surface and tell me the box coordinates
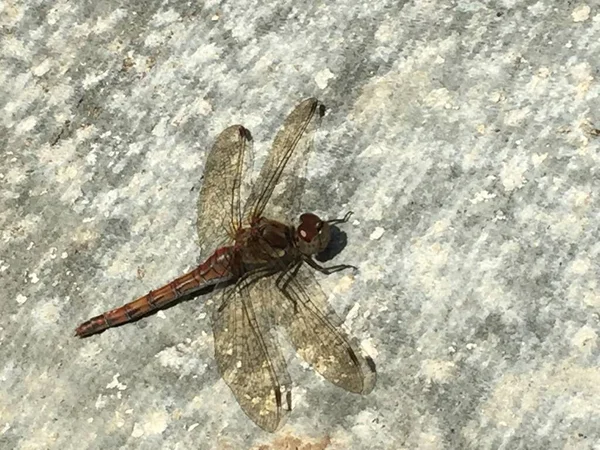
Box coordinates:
[2,0,600,449]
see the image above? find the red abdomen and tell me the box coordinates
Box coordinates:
[75,247,235,338]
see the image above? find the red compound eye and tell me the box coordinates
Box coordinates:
[298,213,322,242]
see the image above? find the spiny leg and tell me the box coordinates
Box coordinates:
[276,262,303,313]
[304,256,357,275]
[217,266,277,313]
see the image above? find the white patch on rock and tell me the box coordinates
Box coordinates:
[106,373,127,391]
[151,117,169,137]
[361,338,379,359]
[93,8,127,34]
[131,422,144,438]
[82,70,109,89]
[332,274,355,295]
[568,257,590,275]
[140,410,169,435]
[369,227,385,240]
[420,359,456,384]
[314,68,335,89]
[151,8,181,26]
[15,116,37,134]
[470,190,497,204]
[531,152,547,166]
[500,155,528,191]
[95,394,107,409]
[79,342,103,359]
[32,58,52,77]
[572,5,590,22]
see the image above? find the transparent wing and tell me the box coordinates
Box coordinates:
[277,264,376,394]
[196,126,252,253]
[243,98,324,223]
[212,280,291,432]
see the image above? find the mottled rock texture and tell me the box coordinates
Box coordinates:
[2,1,600,449]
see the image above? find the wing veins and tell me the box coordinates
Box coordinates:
[244,98,321,222]
[232,127,249,230]
[281,268,368,393]
[214,279,289,431]
[196,125,252,251]
[251,111,315,219]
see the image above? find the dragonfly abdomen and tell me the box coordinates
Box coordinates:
[75,247,235,338]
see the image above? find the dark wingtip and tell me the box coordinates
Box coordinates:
[365,355,377,373]
[239,126,252,141]
[304,97,325,117]
[318,103,326,117]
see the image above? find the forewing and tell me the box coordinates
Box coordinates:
[243,98,324,223]
[197,126,252,252]
[277,264,377,394]
[212,280,291,432]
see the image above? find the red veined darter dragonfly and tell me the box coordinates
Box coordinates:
[75,98,376,431]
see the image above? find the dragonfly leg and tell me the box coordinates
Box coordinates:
[276,262,303,314]
[217,267,277,313]
[304,256,357,275]
[326,211,353,225]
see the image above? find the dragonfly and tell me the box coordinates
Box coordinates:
[76,98,376,432]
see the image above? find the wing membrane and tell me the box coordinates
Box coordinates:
[196,126,252,252]
[278,264,376,394]
[212,281,291,432]
[243,98,324,223]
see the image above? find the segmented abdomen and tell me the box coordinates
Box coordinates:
[75,247,235,338]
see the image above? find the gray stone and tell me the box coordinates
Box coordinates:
[2,0,600,448]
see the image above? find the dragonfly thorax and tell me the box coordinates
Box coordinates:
[296,213,331,255]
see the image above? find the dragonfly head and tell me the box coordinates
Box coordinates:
[296,213,331,255]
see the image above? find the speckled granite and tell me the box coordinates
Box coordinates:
[2,1,600,449]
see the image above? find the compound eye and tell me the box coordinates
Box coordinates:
[297,213,323,243]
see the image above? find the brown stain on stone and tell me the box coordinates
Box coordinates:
[255,434,332,450]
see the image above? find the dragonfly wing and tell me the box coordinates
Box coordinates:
[243,98,324,223]
[197,125,252,252]
[212,281,291,432]
[277,264,377,395]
